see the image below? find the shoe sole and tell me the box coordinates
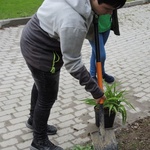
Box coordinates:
[30,145,38,150]
[26,121,57,135]
[30,145,64,150]
[25,121,33,130]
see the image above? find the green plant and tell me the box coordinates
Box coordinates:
[82,81,135,124]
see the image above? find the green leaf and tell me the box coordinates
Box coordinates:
[118,105,127,124]
[81,98,96,106]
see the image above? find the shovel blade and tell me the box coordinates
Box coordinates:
[91,129,118,150]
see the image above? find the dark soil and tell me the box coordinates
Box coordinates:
[116,116,150,150]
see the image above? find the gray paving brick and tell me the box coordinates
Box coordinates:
[134,92,146,98]
[58,114,74,122]
[7,123,26,131]
[137,96,149,102]
[0,102,4,107]
[9,116,28,124]
[143,87,150,93]
[1,146,18,150]
[0,138,18,148]
[74,109,88,117]
[61,92,74,99]
[74,118,83,124]
[0,84,14,89]
[60,98,73,104]
[2,130,23,140]
[57,127,74,136]
[49,112,60,120]
[59,142,73,149]
[3,98,20,105]
[11,84,27,90]
[0,109,16,117]
[21,133,32,141]
[58,120,75,128]
[0,115,12,123]
[15,105,29,112]
[73,129,86,136]
[0,128,7,135]
[1,104,18,111]
[0,122,5,128]
[16,140,31,149]
[1,80,16,85]
[73,123,87,130]
[60,108,74,115]
[72,137,90,145]
[62,88,75,94]
[74,103,89,110]
[55,134,75,144]
[18,100,30,106]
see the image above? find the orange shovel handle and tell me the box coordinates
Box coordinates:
[96,62,104,104]
[94,14,104,104]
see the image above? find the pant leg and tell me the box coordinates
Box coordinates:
[103,30,110,45]
[27,63,60,140]
[89,40,96,77]
[100,30,110,76]
[30,83,38,120]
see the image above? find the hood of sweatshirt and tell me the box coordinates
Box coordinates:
[37,0,94,73]
[37,0,93,37]
[65,0,92,20]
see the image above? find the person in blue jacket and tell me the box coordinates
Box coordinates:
[89,10,120,83]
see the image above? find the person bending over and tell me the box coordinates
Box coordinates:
[20,0,126,149]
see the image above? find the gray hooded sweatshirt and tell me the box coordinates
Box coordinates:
[20,0,104,99]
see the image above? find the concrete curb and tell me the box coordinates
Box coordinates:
[0,17,30,29]
[123,0,149,7]
[0,0,149,29]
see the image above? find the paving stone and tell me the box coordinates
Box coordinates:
[0,115,12,123]
[0,128,7,135]
[59,142,73,149]
[2,130,23,140]
[7,123,26,131]
[1,146,18,150]
[57,127,74,136]
[16,140,31,149]
[0,138,18,148]
[55,134,75,144]
[58,120,76,128]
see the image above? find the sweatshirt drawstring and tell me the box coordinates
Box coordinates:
[50,52,60,73]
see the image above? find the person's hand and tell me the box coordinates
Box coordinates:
[95,95,106,104]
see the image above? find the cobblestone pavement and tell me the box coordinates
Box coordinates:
[0,3,150,150]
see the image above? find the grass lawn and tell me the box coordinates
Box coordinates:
[0,0,135,20]
[0,0,43,19]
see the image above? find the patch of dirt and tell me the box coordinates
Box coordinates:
[116,116,150,150]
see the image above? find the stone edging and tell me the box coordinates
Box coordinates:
[0,0,149,29]
[123,0,149,7]
[0,17,30,29]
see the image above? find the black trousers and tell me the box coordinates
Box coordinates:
[27,63,60,140]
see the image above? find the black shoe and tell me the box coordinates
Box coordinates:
[30,138,64,150]
[103,73,114,83]
[26,117,57,135]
